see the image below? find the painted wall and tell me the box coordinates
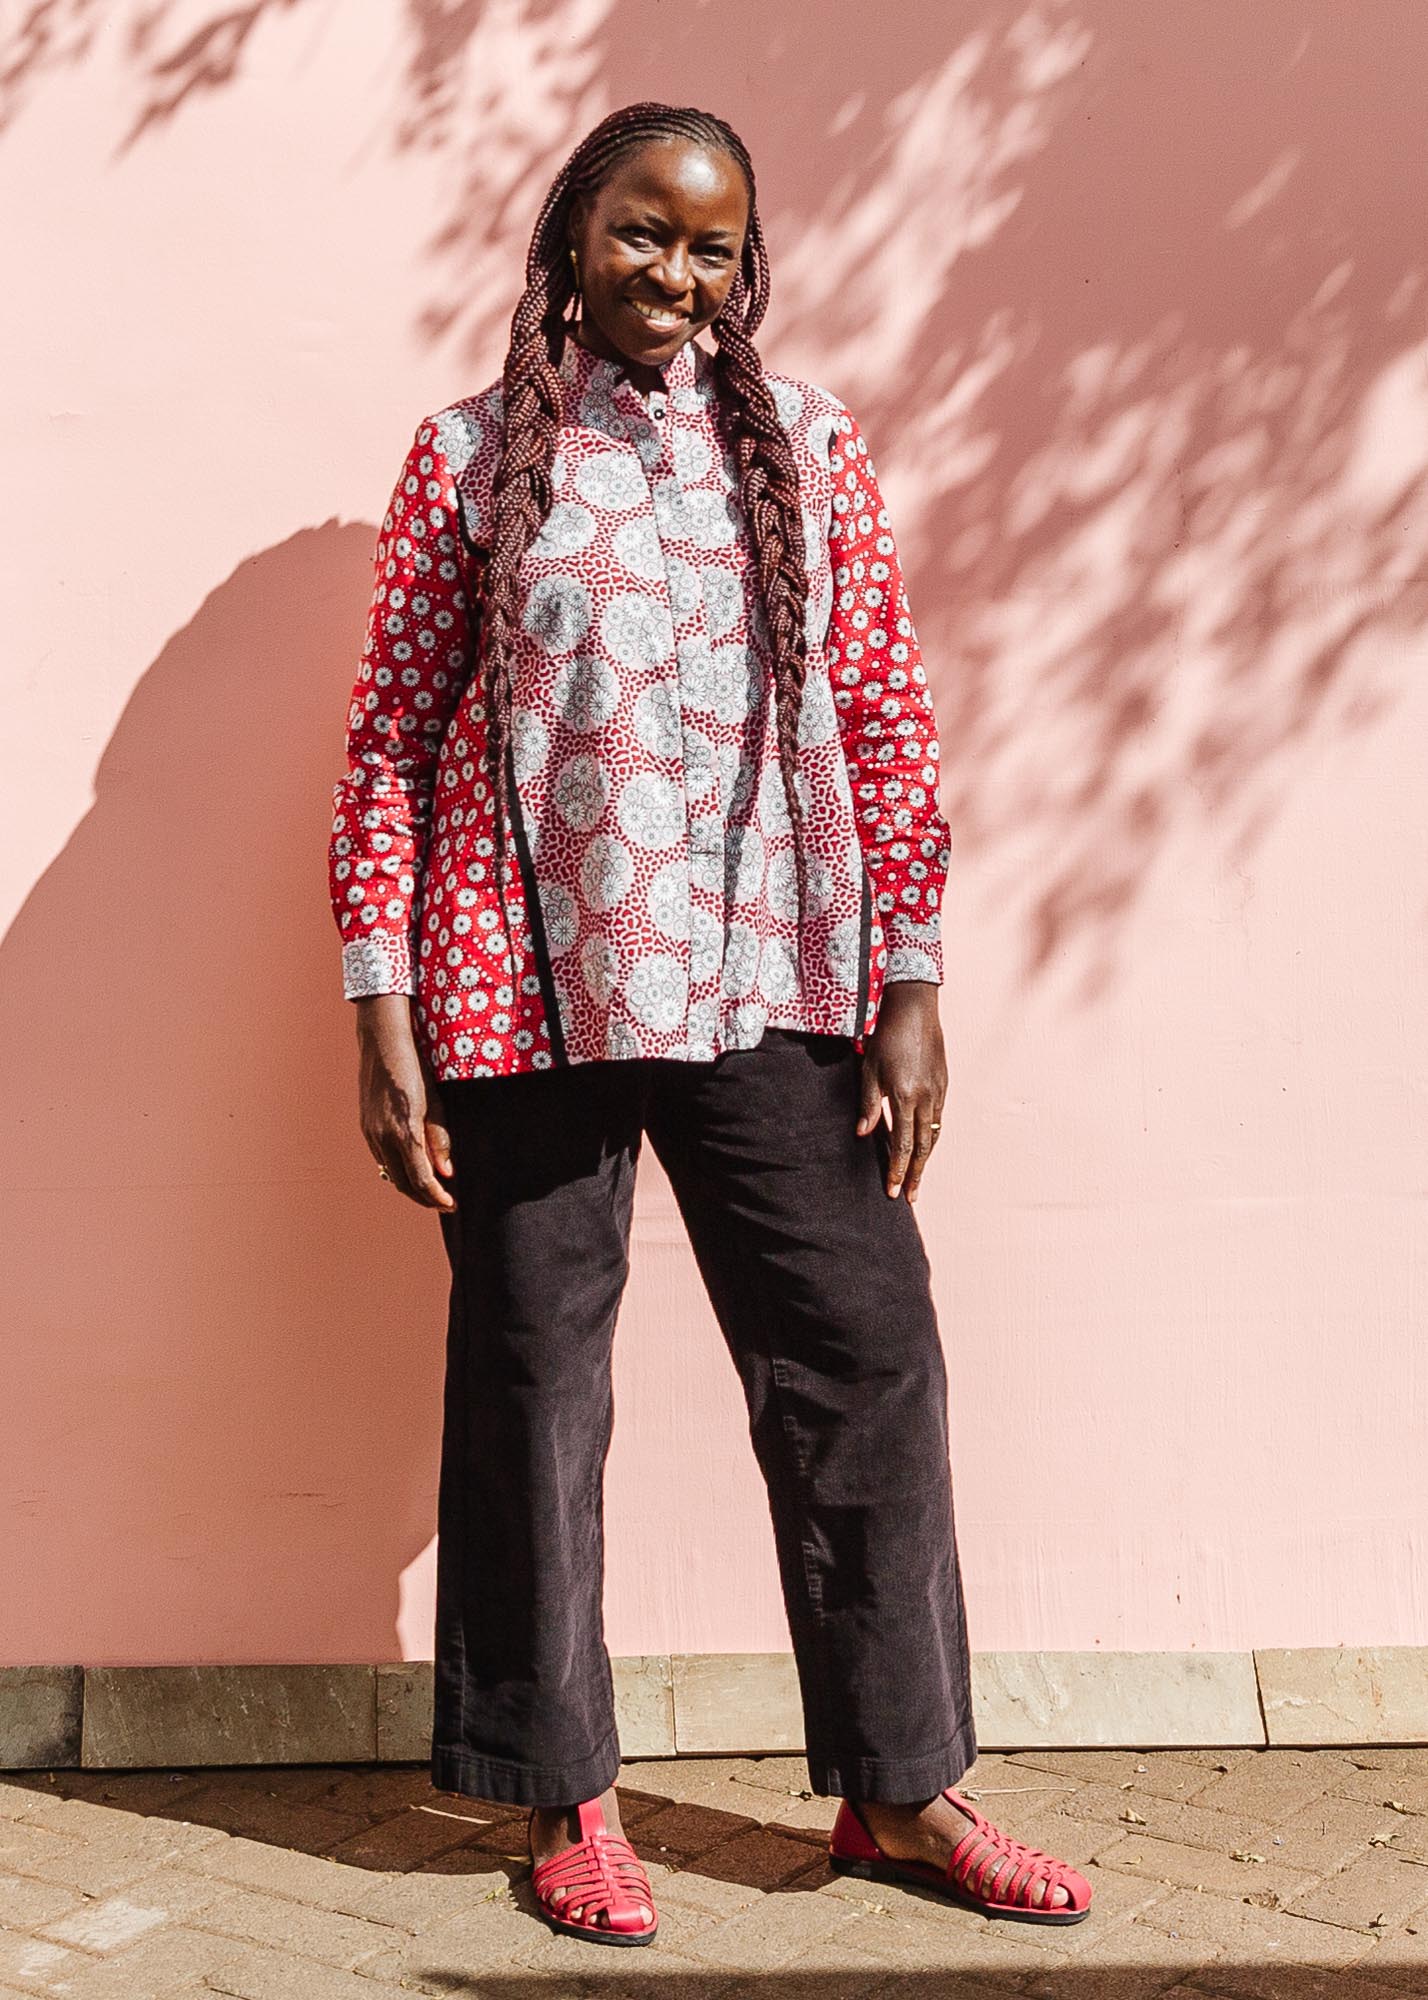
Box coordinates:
[4,1,1425,1671]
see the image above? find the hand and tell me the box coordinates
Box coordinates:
[355,995,457,1211]
[855,982,947,1203]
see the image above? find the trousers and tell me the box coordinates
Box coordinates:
[431,1027,977,1806]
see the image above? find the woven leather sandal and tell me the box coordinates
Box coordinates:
[829,1786,1093,1924]
[530,1797,658,1946]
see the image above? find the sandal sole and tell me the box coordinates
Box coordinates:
[829,1852,1090,1925]
[538,1910,659,1947]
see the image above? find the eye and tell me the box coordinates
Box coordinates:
[619,228,656,248]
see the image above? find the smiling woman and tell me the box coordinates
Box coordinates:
[327,100,1091,1949]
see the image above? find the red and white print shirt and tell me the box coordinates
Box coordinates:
[329,336,951,1081]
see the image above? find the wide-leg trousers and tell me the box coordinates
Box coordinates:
[431,1026,977,1807]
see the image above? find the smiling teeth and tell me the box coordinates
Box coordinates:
[631,302,685,326]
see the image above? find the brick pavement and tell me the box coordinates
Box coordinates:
[3,1747,1428,1997]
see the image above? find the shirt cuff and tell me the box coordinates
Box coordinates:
[342,933,415,1000]
[885,913,944,985]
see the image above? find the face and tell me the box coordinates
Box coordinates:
[569,138,750,374]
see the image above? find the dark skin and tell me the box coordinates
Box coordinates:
[358,139,1064,1920]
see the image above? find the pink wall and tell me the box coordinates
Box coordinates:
[4,1,1426,1669]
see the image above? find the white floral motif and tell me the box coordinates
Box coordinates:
[537,880,578,956]
[552,654,619,732]
[552,753,609,831]
[672,428,714,484]
[581,934,620,1003]
[690,905,723,983]
[601,592,675,668]
[617,770,683,850]
[722,922,761,998]
[579,833,633,911]
[759,935,799,1003]
[532,501,597,558]
[770,379,805,428]
[647,859,691,939]
[633,681,681,759]
[612,516,664,580]
[726,825,765,905]
[523,575,591,655]
[826,915,863,991]
[626,952,688,1029]
[700,565,744,639]
[575,449,647,509]
[511,708,550,782]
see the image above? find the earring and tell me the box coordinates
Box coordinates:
[568,247,580,289]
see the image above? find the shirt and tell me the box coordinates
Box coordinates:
[329,335,952,1081]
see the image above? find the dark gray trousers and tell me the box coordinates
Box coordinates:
[431,1028,977,1806]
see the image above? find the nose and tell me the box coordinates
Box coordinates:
[648,246,692,298]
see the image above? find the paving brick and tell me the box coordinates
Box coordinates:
[1007,1748,1219,1802]
[38,1890,172,1952]
[349,1858,515,1932]
[730,1755,815,1795]
[306,1768,471,1821]
[0,1933,88,1993]
[819,1904,1039,1978]
[649,1860,762,1916]
[1093,1829,1318,1905]
[992,1861,1165,1956]
[0,1874,82,1931]
[193,1885,405,1967]
[350,1893,546,1985]
[36,1927,252,2000]
[189,1835,386,1915]
[319,1807,485,1871]
[20,1818,227,1897]
[630,1800,760,1860]
[161,1787,367,1855]
[683,1825,821,1890]
[1359,1917,1428,1991]
[1340,1747,1428,1778]
[1137,1883,1377,1966]
[1019,1913,1225,1999]
[764,1792,839,1834]
[1268,1792,1408,1874]
[1284,1849,1428,1932]
[679,1886,856,1970]
[0,1820,79,1875]
[0,1778,60,1820]
[1184,1962,1415,2000]
[1329,1765,1428,1816]
[67,1773,213,1817]
[1187,1749,1360,1822]
[200,1940,409,1999]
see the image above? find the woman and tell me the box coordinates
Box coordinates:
[329,101,1091,1946]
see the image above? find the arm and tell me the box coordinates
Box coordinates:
[329,421,480,1207]
[825,405,952,1200]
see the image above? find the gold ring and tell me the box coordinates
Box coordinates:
[377,1166,391,1181]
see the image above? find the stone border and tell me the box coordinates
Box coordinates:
[2,1649,1424,1769]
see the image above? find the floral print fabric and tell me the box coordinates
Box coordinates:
[329,336,951,1081]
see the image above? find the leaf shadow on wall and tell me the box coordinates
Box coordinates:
[0,524,451,1665]
[5,3,1426,1001]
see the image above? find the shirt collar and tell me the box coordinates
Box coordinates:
[558,330,704,404]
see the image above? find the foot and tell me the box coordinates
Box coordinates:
[528,1787,654,1931]
[856,1790,1071,1911]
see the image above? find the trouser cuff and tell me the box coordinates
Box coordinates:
[431,1729,622,1808]
[808,1715,979,1803]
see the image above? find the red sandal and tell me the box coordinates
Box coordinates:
[530,1797,659,1947]
[829,1786,1092,1925]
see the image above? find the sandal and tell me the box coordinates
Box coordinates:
[530,1797,659,1946]
[829,1786,1092,1925]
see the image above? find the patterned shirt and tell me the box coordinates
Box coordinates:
[329,335,951,1081]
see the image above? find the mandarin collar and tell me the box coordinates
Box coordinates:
[558,330,703,405]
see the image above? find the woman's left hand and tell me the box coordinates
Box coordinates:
[855,982,948,1203]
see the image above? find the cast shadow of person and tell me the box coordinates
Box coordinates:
[1,522,451,1672]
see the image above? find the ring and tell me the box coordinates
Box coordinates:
[929,1122,942,1132]
[377,1166,391,1181]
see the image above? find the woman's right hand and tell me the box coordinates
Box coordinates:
[355,995,457,1210]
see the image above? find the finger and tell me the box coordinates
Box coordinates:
[855,1060,885,1137]
[885,1095,916,1198]
[401,1127,457,1211]
[425,1111,456,1184]
[902,1102,939,1204]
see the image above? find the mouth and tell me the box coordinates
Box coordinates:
[626,299,690,332]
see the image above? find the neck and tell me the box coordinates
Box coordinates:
[569,321,676,398]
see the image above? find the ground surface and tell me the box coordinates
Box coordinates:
[4,1747,1428,1996]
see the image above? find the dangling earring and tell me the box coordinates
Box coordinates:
[567,246,582,330]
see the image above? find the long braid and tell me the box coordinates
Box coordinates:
[479,101,812,946]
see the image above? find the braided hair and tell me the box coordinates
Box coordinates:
[478,101,814,943]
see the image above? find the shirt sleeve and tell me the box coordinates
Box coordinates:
[328,421,480,999]
[825,406,952,984]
